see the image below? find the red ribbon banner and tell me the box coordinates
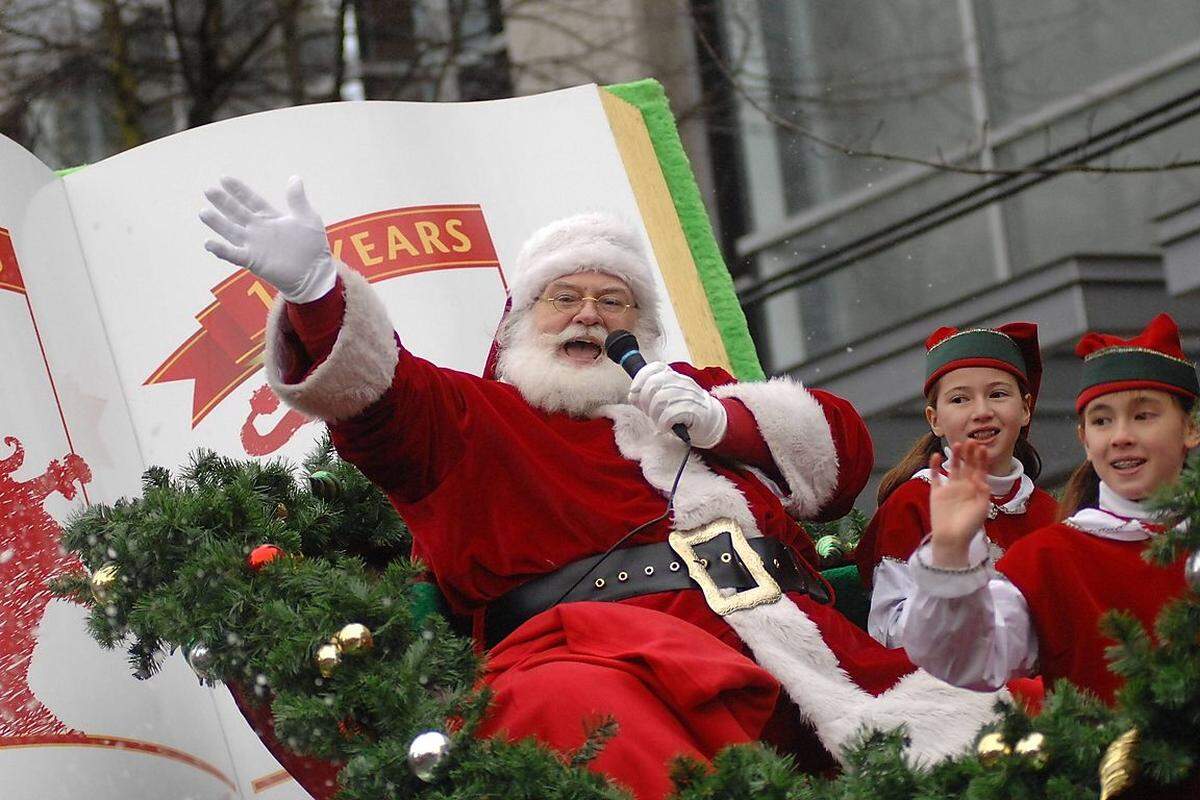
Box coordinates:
[145,204,500,427]
[0,229,25,295]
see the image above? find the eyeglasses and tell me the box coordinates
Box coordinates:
[541,291,637,318]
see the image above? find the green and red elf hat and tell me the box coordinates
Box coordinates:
[1074,312,1200,413]
[923,322,1043,411]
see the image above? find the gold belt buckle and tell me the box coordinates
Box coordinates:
[668,518,782,616]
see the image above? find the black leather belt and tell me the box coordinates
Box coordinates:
[483,533,830,648]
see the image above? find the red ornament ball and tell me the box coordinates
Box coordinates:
[248,544,284,571]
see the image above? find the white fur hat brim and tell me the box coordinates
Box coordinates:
[507,213,660,320]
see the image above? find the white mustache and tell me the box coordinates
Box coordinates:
[551,323,609,347]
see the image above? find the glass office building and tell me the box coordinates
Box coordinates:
[714,1,1200,495]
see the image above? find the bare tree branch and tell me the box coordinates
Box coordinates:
[688,7,1200,177]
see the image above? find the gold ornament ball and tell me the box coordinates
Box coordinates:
[407,730,452,782]
[334,623,374,655]
[90,563,119,603]
[1014,731,1048,768]
[315,642,342,678]
[274,502,289,521]
[1100,728,1140,800]
[976,731,1011,766]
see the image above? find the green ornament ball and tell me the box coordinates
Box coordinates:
[308,470,342,500]
[815,535,844,560]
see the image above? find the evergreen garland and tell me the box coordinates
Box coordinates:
[52,443,624,799]
[51,441,1200,799]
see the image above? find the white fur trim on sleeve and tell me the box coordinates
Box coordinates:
[264,263,399,421]
[724,592,1007,767]
[711,378,839,519]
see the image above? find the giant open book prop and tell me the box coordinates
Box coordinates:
[0,82,756,799]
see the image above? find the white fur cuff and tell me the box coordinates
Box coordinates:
[264,262,399,421]
[712,378,839,519]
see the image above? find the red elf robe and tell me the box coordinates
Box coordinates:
[260,266,1006,799]
[902,493,1188,705]
[999,521,1188,704]
[857,466,1057,642]
[857,469,1057,710]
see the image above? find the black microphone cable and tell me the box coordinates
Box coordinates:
[550,441,692,607]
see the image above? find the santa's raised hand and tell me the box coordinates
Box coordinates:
[200,175,336,303]
[928,440,991,568]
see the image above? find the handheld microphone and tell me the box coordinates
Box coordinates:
[605,329,691,444]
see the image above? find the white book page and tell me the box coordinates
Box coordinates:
[0,140,251,798]
[17,83,692,798]
[60,85,688,471]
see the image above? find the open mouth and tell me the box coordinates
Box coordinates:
[561,338,603,364]
[1110,457,1147,474]
[968,427,1000,443]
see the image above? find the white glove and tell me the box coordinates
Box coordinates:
[199,175,336,303]
[628,361,728,449]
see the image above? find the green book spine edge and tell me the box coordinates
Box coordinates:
[604,78,765,381]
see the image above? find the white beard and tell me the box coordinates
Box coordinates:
[495,314,663,417]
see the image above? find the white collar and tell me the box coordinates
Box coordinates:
[938,446,1023,494]
[1098,482,1153,520]
[912,449,1033,515]
[984,456,1023,497]
[1064,481,1158,541]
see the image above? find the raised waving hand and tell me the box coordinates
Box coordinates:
[200,175,336,303]
[928,440,992,568]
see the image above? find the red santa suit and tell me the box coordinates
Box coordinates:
[263,264,1005,799]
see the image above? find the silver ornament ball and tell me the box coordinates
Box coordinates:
[1187,548,1200,592]
[407,730,452,782]
[187,643,215,679]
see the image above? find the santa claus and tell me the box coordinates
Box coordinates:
[200,176,1001,800]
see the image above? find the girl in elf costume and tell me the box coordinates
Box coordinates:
[855,323,1058,647]
[901,313,1200,704]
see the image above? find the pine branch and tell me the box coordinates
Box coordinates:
[570,716,619,768]
[49,443,1200,799]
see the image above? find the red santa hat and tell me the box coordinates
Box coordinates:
[923,322,1042,413]
[506,212,661,319]
[1074,312,1199,413]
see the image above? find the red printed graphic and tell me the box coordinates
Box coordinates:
[0,440,239,788]
[145,205,501,439]
[0,436,90,737]
[0,229,24,295]
[0,733,237,790]
[241,385,313,456]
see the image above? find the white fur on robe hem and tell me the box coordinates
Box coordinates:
[711,378,838,519]
[264,263,399,422]
[598,404,1006,766]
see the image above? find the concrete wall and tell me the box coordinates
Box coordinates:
[787,253,1200,509]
